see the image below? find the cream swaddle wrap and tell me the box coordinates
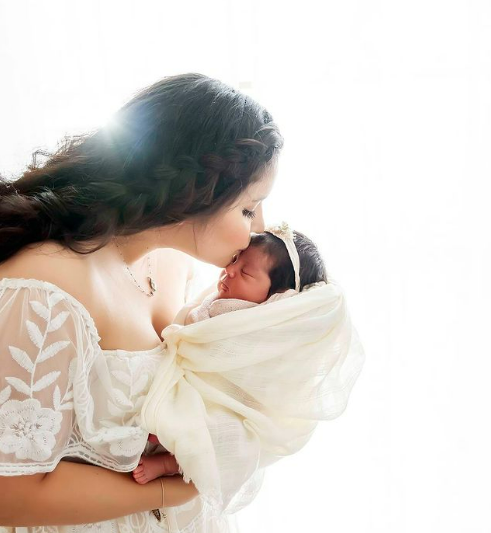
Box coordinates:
[140,280,364,513]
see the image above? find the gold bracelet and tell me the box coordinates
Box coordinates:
[151,478,168,526]
[160,477,166,514]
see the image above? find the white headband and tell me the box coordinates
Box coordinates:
[264,221,301,292]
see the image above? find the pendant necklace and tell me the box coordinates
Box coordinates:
[114,240,157,297]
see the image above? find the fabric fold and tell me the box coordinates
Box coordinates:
[140,280,365,512]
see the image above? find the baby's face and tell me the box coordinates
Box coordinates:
[217,245,272,303]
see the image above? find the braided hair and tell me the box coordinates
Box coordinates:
[0,73,283,263]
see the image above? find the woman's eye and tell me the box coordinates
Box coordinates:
[242,208,256,219]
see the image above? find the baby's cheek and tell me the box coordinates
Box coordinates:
[261,279,272,300]
[246,284,264,304]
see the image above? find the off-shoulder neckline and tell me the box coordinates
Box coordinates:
[0,277,165,356]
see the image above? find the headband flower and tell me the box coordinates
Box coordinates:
[264,221,301,292]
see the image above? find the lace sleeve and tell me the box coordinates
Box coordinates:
[0,280,99,476]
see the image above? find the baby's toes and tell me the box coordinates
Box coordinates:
[133,466,143,474]
[138,473,149,484]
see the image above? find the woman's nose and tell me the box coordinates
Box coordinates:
[251,204,265,233]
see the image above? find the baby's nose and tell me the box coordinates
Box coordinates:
[225,263,236,277]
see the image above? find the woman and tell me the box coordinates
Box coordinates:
[0,73,283,531]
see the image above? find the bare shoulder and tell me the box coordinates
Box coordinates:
[0,241,94,302]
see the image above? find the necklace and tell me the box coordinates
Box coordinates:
[114,240,157,297]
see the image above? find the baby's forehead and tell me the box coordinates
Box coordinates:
[241,245,273,270]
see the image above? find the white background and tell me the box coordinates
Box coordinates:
[1,1,490,531]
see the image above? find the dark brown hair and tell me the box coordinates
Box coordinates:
[250,230,328,298]
[0,73,283,263]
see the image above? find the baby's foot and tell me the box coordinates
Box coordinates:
[132,453,180,484]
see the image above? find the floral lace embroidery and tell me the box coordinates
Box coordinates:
[0,292,73,461]
[0,279,228,533]
[0,279,163,473]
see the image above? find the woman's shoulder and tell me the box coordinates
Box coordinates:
[0,240,99,321]
[0,240,88,280]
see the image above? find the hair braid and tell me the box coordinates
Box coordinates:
[0,73,284,263]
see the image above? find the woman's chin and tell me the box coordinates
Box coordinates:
[216,256,235,269]
[201,255,230,269]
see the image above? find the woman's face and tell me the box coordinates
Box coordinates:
[191,164,277,268]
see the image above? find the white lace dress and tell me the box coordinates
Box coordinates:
[0,278,239,533]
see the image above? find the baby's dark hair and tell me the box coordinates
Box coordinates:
[249,230,328,298]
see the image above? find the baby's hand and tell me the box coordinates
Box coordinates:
[132,452,181,484]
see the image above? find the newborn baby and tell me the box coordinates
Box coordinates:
[132,228,327,484]
[215,232,290,304]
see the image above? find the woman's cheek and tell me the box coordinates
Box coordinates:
[214,208,251,254]
[224,219,249,249]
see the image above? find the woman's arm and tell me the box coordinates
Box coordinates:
[0,460,198,527]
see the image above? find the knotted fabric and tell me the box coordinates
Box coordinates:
[140,281,364,513]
